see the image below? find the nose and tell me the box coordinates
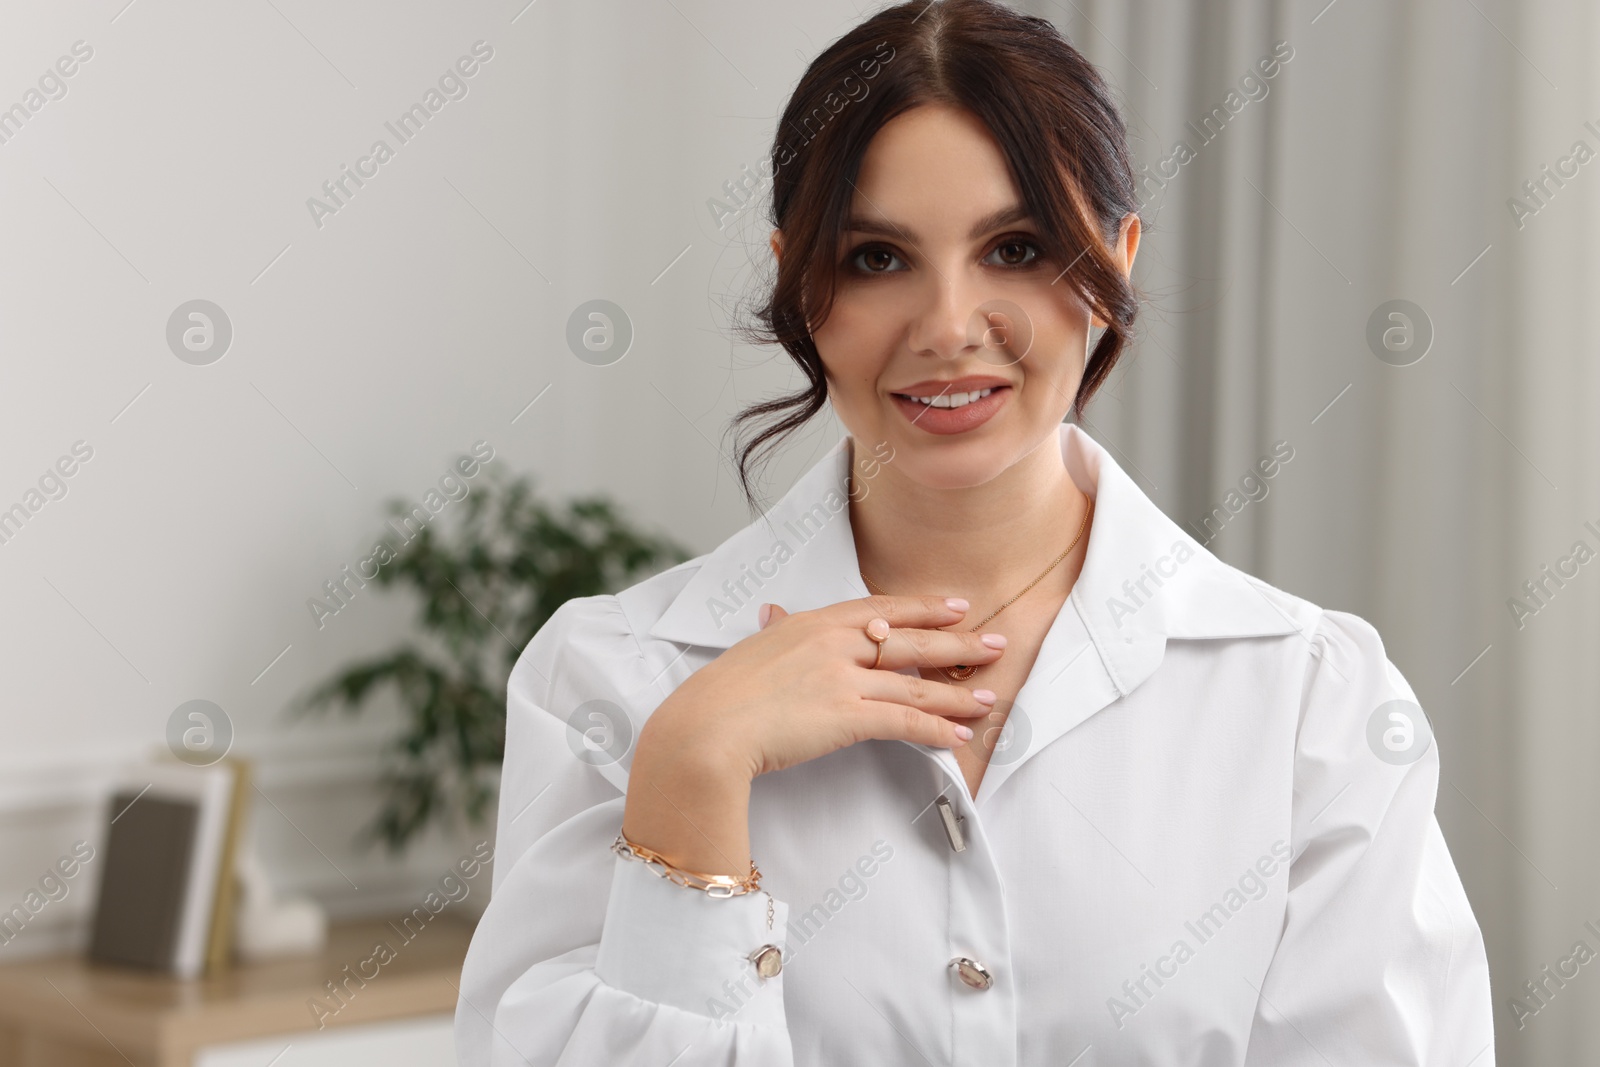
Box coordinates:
[904,264,987,364]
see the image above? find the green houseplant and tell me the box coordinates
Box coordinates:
[296,467,691,854]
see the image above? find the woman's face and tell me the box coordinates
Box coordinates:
[773,103,1138,491]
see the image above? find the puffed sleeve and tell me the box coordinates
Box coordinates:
[453,594,795,1067]
[1243,609,1495,1066]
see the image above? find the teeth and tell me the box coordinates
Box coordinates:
[900,388,994,409]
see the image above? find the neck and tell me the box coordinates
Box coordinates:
[848,431,1091,604]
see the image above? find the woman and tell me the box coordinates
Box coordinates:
[456,1,1494,1063]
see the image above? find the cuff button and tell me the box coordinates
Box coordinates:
[750,944,783,980]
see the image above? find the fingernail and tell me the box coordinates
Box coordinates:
[946,597,969,611]
[758,603,772,628]
[973,689,998,705]
[954,724,974,741]
[980,633,1007,649]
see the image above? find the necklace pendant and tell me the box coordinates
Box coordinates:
[944,664,979,681]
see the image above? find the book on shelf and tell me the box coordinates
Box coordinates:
[87,755,252,979]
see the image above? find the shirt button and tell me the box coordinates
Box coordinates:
[949,956,993,990]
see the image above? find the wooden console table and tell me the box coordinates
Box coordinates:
[0,914,473,1067]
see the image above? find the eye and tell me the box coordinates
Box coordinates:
[845,243,908,274]
[983,237,1044,268]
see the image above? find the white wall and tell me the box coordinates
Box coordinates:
[0,0,835,954]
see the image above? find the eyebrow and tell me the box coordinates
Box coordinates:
[843,203,1034,244]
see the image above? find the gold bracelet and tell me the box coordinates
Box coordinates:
[611,830,762,898]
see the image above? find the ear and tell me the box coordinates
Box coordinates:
[1118,212,1141,277]
[1090,213,1141,330]
[769,228,783,266]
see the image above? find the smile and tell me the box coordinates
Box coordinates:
[892,388,994,409]
[889,385,1010,435]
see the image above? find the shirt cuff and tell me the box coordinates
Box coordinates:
[593,850,791,1029]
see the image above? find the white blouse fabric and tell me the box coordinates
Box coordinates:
[454,422,1494,1066]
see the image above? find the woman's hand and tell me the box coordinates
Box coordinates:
[644,595,1006,785]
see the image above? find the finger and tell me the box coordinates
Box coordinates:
[856,699,974,749]
[859,621,1007,674]
[759,602,789,629]
[860,667,996,719]
[852,593,972,629]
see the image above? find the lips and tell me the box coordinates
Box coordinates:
[889,384,1010,435]
[890,375,1013,399]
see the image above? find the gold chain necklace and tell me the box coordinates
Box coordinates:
[858,492,1092,682]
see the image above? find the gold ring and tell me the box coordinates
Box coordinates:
[864,617,890,670]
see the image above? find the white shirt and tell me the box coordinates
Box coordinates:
[455,422,1494,1066]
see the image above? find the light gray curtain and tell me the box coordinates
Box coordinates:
[1014,0,1600,1061]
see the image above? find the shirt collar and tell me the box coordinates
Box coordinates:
[648,422,1311,692]
[646,422,1317,806]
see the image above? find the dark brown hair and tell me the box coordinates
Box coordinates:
[728,0,1142,512]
